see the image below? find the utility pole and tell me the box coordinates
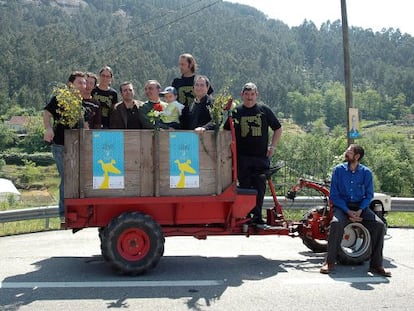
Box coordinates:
[341,0,354,145]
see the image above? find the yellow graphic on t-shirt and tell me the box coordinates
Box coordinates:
[240,114,262,137]
[98,159,121,189]
[178,86,194,106]
[174,159,196,188]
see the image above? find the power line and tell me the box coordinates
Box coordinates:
[64,0,220,68]
[105,0,220,54]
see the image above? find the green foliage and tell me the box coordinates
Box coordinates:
[19,160,42,184]
[0,152,54,166]
[274,124,414,196]
[360,131,414,196]
[0,122,16,147]
[0,0,413,197]
[0,0,413,124]
[17,116,49,153]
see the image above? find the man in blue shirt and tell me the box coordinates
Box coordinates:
[320,144,391,277]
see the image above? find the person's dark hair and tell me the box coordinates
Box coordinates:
[180,53,197,74]
[119,81,133,92]
[99,66,113,77]
[86,72,98,87]
[146,80,161,90]
[68,71,86,83]
[194,75,210,88]
[351,144,365,161]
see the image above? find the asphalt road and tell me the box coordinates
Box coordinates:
[0,228,413,311]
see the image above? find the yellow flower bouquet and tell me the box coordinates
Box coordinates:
[53,84,83,128]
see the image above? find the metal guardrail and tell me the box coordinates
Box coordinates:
[0,205,59,226]
[0,198,413,224]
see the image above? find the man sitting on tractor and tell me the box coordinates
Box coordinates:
[320,144,391,277]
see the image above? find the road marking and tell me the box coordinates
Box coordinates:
[0,277,387,289]
[284,276,388,284]
[0,280,224,289]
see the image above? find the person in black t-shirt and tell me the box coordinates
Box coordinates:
[43,71,87,219]
[110,82,145,129]
[83,72,102,129]
[172,53,213,107]
[228,82,282,226]
[180,75,213,130]
[92,66,118,128]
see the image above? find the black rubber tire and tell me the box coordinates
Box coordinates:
[302,236,328,253]
[99,227,110,262]
[102,212,165,275]
[337,222,372,265]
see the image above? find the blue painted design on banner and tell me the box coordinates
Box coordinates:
[92,131,125,189]
[169,132,199,188]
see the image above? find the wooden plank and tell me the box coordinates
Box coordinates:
[139,130,155,196]
[64,130,80,198]
[220,131,233,189]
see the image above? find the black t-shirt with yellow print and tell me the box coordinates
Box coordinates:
[227,103,281,157]
[172,75,214,107]
[91,86,118,128]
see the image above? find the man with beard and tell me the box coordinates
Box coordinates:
[320,144,391,277]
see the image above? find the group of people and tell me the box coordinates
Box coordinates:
[43,53,390,278]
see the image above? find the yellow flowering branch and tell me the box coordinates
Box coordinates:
[53,83,83,128]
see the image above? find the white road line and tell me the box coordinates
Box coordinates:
[0,280,224,289]
[0,277,387,289]
[283,276,388,284]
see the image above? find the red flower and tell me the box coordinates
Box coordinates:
[153,103,163,112]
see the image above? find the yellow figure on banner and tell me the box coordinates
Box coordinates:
[174,159,196,188]
[98,159,121,189]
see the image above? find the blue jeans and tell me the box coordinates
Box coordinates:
[51,144,64,217]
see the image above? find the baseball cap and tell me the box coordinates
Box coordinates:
[159,86,177,96]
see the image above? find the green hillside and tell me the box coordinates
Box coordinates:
[0,0,413,196]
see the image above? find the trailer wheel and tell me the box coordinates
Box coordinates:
[337,222,371,265]
[102,212,164,275]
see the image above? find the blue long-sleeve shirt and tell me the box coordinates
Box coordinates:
[330,162,374,213]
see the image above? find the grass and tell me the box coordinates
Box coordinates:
[0,218,61,236]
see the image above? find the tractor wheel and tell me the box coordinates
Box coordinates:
[337,222,371,265]
[102,212,165,275]
[301,208,328,253]
[302,236,328,253]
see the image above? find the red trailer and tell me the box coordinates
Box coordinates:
[63,118,373,275]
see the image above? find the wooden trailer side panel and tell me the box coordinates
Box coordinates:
[64,130,232,199]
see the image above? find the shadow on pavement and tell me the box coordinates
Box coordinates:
[0,254,306,310]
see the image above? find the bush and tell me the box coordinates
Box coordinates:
[0,152,54,166]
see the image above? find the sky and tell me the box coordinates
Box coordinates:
[226,0,414,36]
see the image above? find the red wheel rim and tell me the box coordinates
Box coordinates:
[117,228,150,261]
